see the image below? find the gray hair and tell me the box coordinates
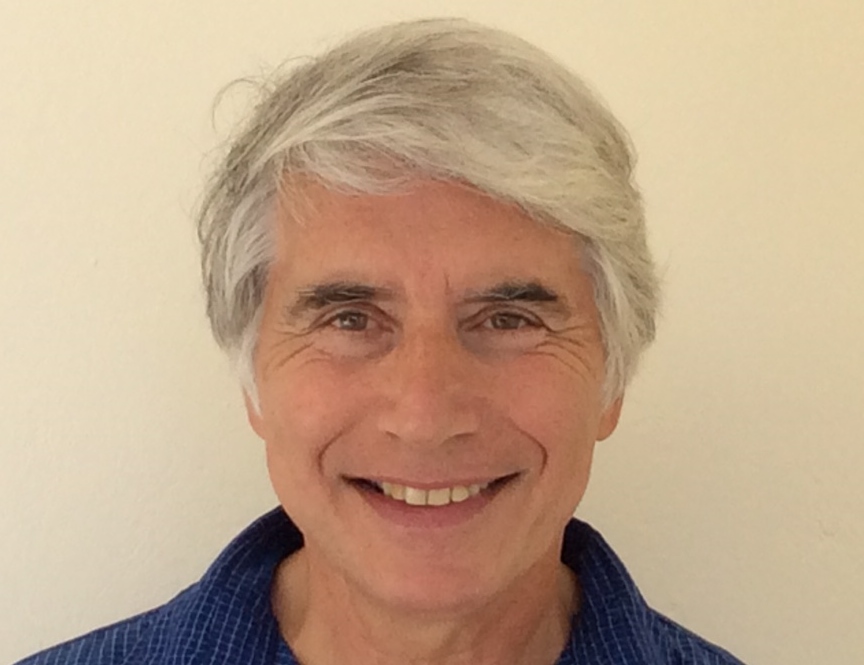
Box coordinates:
[197,18,659,408]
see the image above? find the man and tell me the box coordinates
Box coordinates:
[19,18,745,665]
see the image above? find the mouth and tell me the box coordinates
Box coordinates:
[347,473,520,508]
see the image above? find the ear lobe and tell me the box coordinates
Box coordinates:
[596,395,624,441]
[244,392,267,440]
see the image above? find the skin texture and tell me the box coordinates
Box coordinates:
[246,177,623,665]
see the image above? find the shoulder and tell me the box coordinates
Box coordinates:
[12,604,167,665]
[14,508,301,665]
[13,583,211,665]
[646,611,746,665]
[560,519,747,664]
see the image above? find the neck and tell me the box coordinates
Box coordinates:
[271,548,578,665]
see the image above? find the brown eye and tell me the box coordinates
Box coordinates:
[331,311,369,331]
[487,312,536,330]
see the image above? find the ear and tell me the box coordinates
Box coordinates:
[244,392,267,440]
[596,395,624,441]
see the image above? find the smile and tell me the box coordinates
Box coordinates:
[349,474,519,507]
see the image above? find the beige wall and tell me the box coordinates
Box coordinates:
[2,2,862,663]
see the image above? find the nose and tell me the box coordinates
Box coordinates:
[375,324,482,447]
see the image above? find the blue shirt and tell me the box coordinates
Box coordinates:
[17,508,745,664]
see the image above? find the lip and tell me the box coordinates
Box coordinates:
[350,473,519,529]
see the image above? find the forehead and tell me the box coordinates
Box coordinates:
[272,177,587,292]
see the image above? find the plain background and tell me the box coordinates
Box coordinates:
[2,2,862,663]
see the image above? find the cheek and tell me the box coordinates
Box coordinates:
[264,360,341,428]
[497,356,602,511]
[262,366,367,527]
[259,362,366,479]
[501,356,603,451]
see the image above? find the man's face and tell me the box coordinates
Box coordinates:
[248,178,621,612]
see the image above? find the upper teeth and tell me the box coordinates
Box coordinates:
[380,481,490,506]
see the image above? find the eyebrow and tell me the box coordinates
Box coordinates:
[286,281,396,318]
[464,281,565,308]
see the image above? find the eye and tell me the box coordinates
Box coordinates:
[328,310,370,331]
[311,307,394,359]
[485,311,541,331]
[461,308,547,355]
